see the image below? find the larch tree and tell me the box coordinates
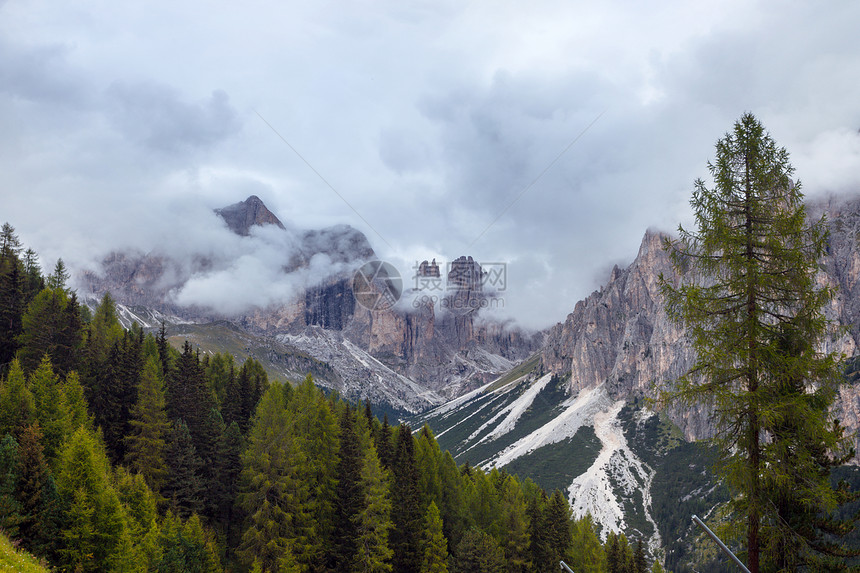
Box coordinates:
[660,113,853,572]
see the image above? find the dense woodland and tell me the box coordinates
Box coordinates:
[0,223,667,572]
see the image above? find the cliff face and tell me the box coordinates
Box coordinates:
[78,196,540,406]
[215,195,285,236]
[541,196,860,442]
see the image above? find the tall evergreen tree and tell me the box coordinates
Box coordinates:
[390,423,423,573]
[0,359,35,438]
[0,434,23,538]
[167,341,217,456]
[452,527,505,573]
[420,502,449,573]
[287,374,340,571]
[333,406,365,569]
[660,113,853,571]
[353,443,394,573]
[125,356,171,494]
[239,382,314,572]
[163,420,204,518]
[55,426,130,573]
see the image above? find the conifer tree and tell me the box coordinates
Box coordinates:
[390,423,423,573]
[16,423,54,556]
[660,113,853,571]
[353,443,394,573]
[333,406,365,569]
[453,527,505,573]
[498,476,530,573]
[210,420,244,539]
[163,420,204,518]
[287,374,340,570]
[167,341,217,457]
[28,356,65,462]
[239,383,314,572]
[17,286,81,374]
[0,359,34,438]
[420,502,449,573]
[0,434,22,538]
[569,514,605,573]
[55,426,130,573]
[125,356,170,494]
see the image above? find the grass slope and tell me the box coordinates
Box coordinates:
[0,533,51,572]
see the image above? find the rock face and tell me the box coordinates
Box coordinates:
[215,195,285,236]
[78,196,541,409]
[540,195,860,444]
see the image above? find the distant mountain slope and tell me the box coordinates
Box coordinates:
[78,196,541,412]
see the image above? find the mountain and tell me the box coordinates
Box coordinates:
[411,193,860,571]
[214,194,286,236]
[77,196,541,413]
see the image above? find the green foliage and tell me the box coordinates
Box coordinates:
[353,443,394,573]
[452,527,505,573]
[125,356,170,494]
[0,529,51,573]
[55,426,130,572]
[17,286,83,375]
[0,434,23,537]
[421,502,448,573]
[163,420,204,518]
[0,359,35,438]
[661,113,854,571]
[239,382,314,571]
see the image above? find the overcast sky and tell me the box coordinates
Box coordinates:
[2,0,860,330]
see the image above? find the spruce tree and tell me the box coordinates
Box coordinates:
[353,443,394,573]
[125,356,171,494]
[0,359,35,438]
[163,420,204,518]
[0,434,22,538]
[333,406,365,569]
[660,113,853,571]
[420,502,449,573]
[390,423,423,573]
[239,383,314,572]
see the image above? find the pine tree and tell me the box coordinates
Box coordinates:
[390,423,423,573]
[125,356,170,494]
[0,434,23,538]
[498,476,530,573]
[163,420,204,518]
[420,502,449,573]
[0,359,35,438]
[569,514,606,573]
[287,374,340,571]
[239,383,314,572]
[633,538,647,573]
[55,426,130,573]
[660,113,853,571]
[453,527,505,573]
[333,406,365,569]
[27,356,65,462]
[0,236,24,368]
[17,286,81,375]
[210,420,244,541]
[353,443,394,573]
[542,490,573,570]
[167,341,217,457]
[16,423,54,556]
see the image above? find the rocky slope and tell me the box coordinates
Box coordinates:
[77,196,541,411]
[540,194,860,442]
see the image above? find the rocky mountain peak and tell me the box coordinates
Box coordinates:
[215,195,286,236]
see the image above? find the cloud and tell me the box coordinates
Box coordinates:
[2,0,860,332]
[106,82,241,155]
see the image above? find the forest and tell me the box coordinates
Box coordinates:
[0,223,660,572]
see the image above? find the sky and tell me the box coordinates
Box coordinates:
[2,0,860,330]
